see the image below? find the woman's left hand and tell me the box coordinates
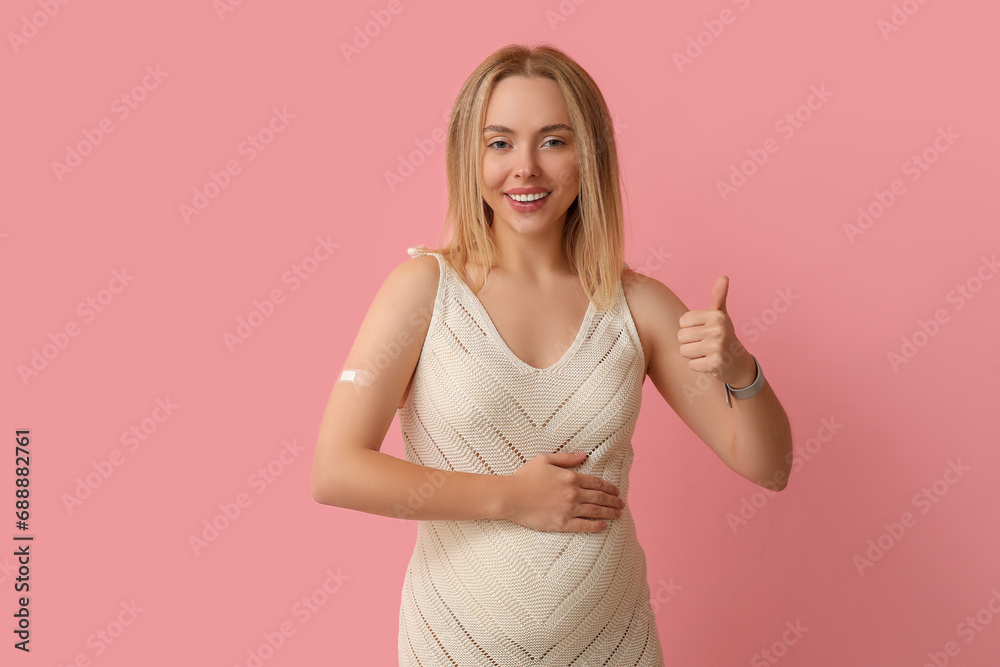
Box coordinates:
[677,275,757,388]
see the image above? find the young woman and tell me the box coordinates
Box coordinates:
[312,43,793,666]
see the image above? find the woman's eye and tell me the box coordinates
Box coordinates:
[487,139,565,150]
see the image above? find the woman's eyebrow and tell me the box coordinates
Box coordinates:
[483,123,574,135]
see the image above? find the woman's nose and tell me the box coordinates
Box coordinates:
[513,149,539,177]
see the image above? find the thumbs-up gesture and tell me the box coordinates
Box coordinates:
[677,275,756,388]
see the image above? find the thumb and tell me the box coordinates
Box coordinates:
[710,275,729,313]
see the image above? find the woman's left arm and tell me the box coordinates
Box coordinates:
[721,351,794,491]
[629,271,793,490]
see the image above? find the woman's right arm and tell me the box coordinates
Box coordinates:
[311,254,510,521]
[311,255,622,531]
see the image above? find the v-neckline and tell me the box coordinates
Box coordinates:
[443,259,596,373]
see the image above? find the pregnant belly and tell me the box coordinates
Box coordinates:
[402,511,650,651]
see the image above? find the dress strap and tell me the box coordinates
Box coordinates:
[407,245,431,258]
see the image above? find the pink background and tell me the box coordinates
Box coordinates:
[3,1,999,665]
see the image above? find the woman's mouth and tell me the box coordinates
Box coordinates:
[505,191,551,212]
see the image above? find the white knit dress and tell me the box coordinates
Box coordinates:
[397,245,664,667]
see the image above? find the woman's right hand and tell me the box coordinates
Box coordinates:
[500,452,624,532]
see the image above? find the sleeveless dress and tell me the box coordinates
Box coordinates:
[397,245,665,667]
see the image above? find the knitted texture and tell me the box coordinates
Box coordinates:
[397,245,664,667]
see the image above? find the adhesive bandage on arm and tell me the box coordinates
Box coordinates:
[338,369,374,386]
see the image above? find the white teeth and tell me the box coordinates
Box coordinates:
[508,192,549,202]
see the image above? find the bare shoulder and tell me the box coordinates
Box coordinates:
[391,253,440,302]
[379,253,441,351]
[621,267,685,309]
[621,268,688,374]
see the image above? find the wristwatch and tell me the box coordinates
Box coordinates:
[724,354,764,408]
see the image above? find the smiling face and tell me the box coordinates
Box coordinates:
[480,75,579,237]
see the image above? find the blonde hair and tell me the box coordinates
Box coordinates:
[423,42,629,311]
